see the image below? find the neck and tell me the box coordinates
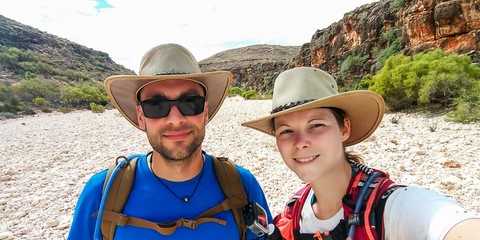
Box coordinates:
[310,160,352,220]
[149,150,204,181]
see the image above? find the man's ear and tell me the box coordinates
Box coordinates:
[341,117,351,142]
[136,105,146,130]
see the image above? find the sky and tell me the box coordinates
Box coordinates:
[0,0,378,73]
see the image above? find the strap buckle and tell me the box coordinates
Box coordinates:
[180,218,198,229]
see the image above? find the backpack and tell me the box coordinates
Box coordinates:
[272,161,403,240]
[97,154,248,240]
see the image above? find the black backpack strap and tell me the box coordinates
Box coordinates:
[211,156,248,240]
[372,184,405,240]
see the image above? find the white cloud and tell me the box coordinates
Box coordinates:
[0,0,378,72]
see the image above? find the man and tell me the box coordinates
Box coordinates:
[68,43,272,239]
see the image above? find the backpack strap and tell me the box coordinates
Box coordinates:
[101,155,139,240]
[211,156,248,240]
[274,160,403,240]
[346,168,402,240]
[291,185,311,231]
[98,154,248,239]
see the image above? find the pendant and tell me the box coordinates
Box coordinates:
[184,197,189,202]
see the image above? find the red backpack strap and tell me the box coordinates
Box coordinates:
[273,184,311,240]
[363,174,388,239]
[347,167,404,240]
[291,185,311,231]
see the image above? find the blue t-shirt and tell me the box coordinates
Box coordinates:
[68,151,273,239]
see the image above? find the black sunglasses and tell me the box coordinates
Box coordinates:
[140,96,206,118]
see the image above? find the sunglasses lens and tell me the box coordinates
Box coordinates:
[177,97,205,116]
[141,96,205,118]
[141,101,170,118]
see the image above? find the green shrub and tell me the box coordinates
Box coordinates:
[340,55,368,74]
[354,74,375,90]
[25,71,37,80]
[0,103,18,113]
[228,86,245,96]
[63,69,90,81]
[370,49,480,122]
[391,0,406,12]
[261,76,273,92]
[89,102,105,113]
[375,28,401,70]
[369,53,414,110]
[59,106,72,113]
[241,90,257,100]
[0,83,9,102]
[33,97,48,107]
[0,47,56,76]
[10,78,61,106]
[263,89,273,99]
[447,80,480,123]
[61,82,108,106]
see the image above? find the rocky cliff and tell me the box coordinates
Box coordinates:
[297,0,480,85]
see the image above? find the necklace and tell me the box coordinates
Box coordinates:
[149,154,205,203]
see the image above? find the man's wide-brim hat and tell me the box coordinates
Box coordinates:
[241,67,385,146]
[105,43,232,130]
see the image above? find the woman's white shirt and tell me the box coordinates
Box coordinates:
[299,189,344,233]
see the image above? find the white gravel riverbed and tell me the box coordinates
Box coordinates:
[0,97,479,239]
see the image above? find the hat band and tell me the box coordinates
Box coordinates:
[271,99,315,114]
[155,72,190,75]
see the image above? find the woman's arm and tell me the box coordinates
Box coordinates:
[383,186,479,240]
[444,218,480,240]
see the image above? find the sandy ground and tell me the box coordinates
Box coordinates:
[0,97,479,239]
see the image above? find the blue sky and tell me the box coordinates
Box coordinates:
[0,0,378,72]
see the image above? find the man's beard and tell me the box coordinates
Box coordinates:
[147,125,205,163]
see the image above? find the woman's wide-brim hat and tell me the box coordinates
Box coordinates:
[241,67,385,146]
[104,43,232,130]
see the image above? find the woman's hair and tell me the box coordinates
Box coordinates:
[327,107,364,164]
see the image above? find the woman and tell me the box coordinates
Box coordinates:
[242,67,480,240]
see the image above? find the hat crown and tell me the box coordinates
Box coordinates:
[139,43,201,75]
[272,67,338,111]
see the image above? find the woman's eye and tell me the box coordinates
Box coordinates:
[310,123,324,129]
[277,129,293,136]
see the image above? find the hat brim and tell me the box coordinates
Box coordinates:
[105,71,232,130]
[241,90,385,146]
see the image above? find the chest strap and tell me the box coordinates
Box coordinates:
[95,196,245,235]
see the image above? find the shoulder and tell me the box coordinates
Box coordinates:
[83,170,108,194]
[234,164,257,185]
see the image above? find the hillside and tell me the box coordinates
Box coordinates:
[0,15,134,85]
[199,44,299,93]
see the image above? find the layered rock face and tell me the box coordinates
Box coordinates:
[297,0,479,82]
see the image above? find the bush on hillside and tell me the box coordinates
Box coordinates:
[61,82,108,107]
[228,86,244,97]
[375,28,402,70]
[10,78,61,107]
[89,102,105,113]
[365,49,480,122]
[241,90,257,100]
[0,77,109,114]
